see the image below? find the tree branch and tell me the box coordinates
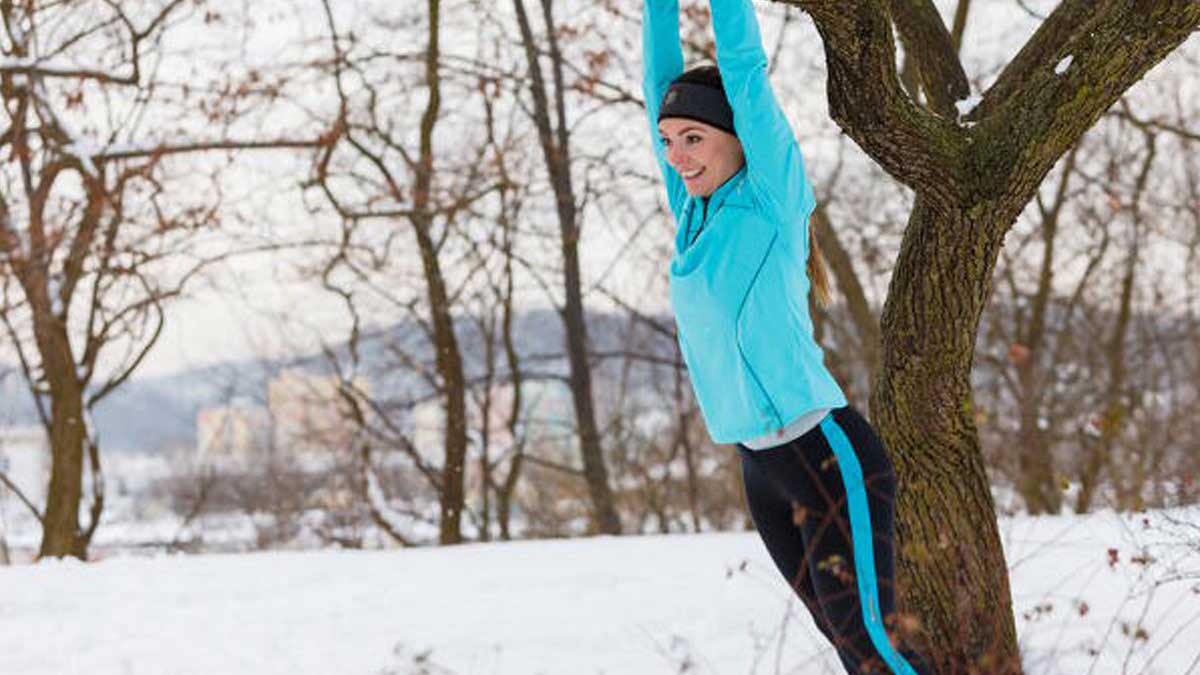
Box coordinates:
[779,0,966,203]
[90,138,326,161]
[0,61,135,85]
[881,0,970,117]
[0,470,43,524]
[1108,99,1200,142]
[971,0,1200,214]
[972,0,1095,120]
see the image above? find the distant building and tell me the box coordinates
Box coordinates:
[409,380,577,465]
[193,370,371,469]
[267,369,371,457]
[195,399,270,464]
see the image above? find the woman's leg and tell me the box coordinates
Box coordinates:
[738,444,841,648]
[740,407,933,674]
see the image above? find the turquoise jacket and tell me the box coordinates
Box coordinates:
[643,0,846,444]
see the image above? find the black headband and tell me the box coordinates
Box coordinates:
[657,80,735,135]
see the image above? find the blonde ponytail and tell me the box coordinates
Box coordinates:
[807,225,832,308]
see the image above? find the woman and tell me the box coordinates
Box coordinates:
[642,2,933,673]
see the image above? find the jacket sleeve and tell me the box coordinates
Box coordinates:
[709,0,817,244]
[642,0,688,222]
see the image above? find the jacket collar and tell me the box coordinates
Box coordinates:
[676,164,749,254]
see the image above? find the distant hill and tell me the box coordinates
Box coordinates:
[5,299,1186,454]
[0,308,678,453]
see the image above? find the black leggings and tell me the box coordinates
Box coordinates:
[738,405,932,674]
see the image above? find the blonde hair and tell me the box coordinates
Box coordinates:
[807,225,832,308]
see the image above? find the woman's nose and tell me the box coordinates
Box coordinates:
[666,144,685,167]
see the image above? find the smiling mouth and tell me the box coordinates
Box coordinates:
[682,168,705,181]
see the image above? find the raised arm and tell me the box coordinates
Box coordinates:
[642,0,688,220]
[709,0,816,228]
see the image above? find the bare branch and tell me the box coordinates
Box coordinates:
[971,0,1199,217]
[882,0,970,117]
[779,0,966,201]
[0,470,43,524]
[92,138,327,161]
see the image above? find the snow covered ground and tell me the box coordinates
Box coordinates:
[2,507,1197,675]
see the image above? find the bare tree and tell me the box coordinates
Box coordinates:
[510,0,622,535]
[460,164,533,539]
[978,144,1089,515]
[0,1,320,559]
[311,0,510,545]
[970,54,1200,516]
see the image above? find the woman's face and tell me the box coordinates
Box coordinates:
[657,118,745,198]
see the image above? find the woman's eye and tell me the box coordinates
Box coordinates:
[661,138,671,147]
[685,135,701,144]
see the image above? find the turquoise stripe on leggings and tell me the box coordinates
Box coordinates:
[819,416,918,675]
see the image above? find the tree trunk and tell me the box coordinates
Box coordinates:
[1014,396,1059,514]
[411,0,467,545]
[478,324,495,543]
[560,256,623,535]
[870,196,1020,672]
[512,0,621,535]
[1013,235,1061,515]
[787,0,1200,667]
[479,67,527,544]
[37,325,88,559]
[1075,231,1137,514]
[495,207,525,543]
[1009,148,1077,516]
